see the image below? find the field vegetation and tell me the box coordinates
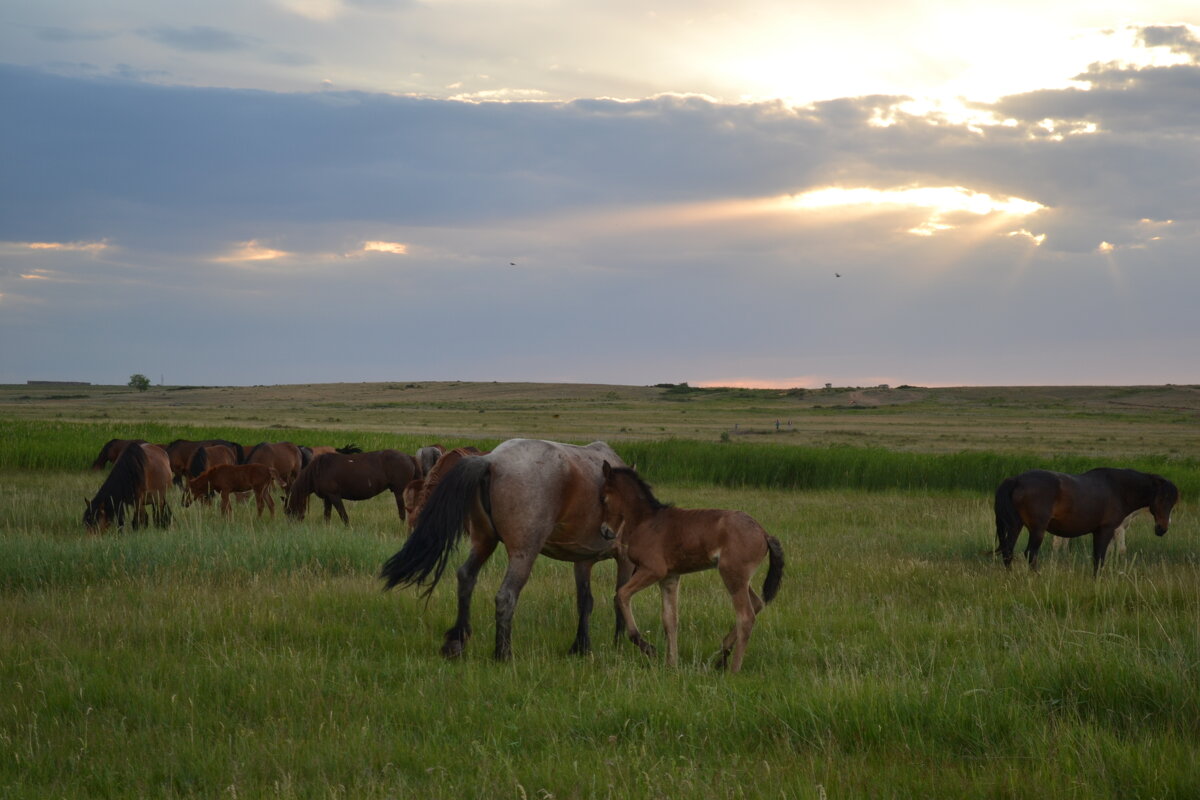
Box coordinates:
[1,381,1198,798]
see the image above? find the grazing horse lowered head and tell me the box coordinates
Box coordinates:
[994,468,1179,575]
[380,438,634,661]
[84,442,173,532]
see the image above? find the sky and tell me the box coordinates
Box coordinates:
[1,2,1198,388]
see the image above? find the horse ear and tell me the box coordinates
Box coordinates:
[602,461,612,477]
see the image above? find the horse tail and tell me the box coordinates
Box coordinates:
[761,534,785,605]
[380,456,490,596]
[188,447,208,478]
[299,447,312,469]
[994,477,1022,553]
[231,441,246,464]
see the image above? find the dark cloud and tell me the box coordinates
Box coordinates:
[1138,24,1200,61]
[138,25,258,53]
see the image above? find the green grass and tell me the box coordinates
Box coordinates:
[3,474,1198,799]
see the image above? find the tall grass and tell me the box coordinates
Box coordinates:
[2,481,1197,798]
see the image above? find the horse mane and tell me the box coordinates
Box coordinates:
[610,466,671,510]
[90,442,148,524]
[337,443,362,454]
[285,453,323,515]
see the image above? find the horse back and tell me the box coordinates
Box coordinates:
[636,507,766,575]
[140,443,173,494]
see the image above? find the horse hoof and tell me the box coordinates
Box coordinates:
[441,640,466,659]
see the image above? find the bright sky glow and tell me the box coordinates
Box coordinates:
[361,241,409,255]
[215,240,289,263]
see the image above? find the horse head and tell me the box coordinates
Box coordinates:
[1150,475,1180,536]
[83,496,112,533]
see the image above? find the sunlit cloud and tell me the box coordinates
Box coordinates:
[1008,229,1047,246]
[1097,241,1115,253]
[360,240,409,255]
[11,240,109,253]
[786,186,1045,237]
[214,240,290,263]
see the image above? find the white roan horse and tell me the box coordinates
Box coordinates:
[381,438,632,660]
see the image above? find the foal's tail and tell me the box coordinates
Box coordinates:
[993,477,1023,554]
[380,456,490,597]
[761,534,785,605]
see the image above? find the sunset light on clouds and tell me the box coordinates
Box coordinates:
[1,3,1198,387]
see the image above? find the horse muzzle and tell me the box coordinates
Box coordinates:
[1154,524,1168,537]
[600,523,617,541]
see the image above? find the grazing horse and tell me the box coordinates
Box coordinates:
[184,463,277,518]
[994,468,1179,574]
[165,439,246,484]
[403,446,486,532]
[186,444,239,478]
[286,449,419,525]
[415,444,446,476]
[599,463,784,673]
[90,438,146,470]
[380,438,634,661]
[83,443,172,532]
[246,442,304,492]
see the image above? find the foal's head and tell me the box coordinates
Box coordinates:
[599,462,667,540]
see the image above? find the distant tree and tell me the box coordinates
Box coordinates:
[128,373,151,392]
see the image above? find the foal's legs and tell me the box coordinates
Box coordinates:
[716,566,758,673]
[615,567,664,658]
[660,575,681,667]
[442,533,498,658]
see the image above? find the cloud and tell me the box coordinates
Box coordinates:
[138,26,258,53]
[1138,24,1200,61]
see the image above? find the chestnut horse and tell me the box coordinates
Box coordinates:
[599,463,784,673]
[246,442,304,492]
[184,463,277,518]
[90,438,146,470]
[994,468,1179,574]
[402,446,486,532]
[380,438,634,661]
[285,449,419,525]
[165,439,245,484]
[83,443,172,532]
[186,444,239,478]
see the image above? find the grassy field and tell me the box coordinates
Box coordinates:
[2,382,1198,798]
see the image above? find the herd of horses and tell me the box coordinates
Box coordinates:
[85,435,1180,672]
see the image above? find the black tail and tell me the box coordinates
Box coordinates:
[762,534,784,605]
[188,447,208,478]
[994,478,1022,554]
[380,456,490,597]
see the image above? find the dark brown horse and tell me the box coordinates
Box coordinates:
[184,463,277,518]
[403,446,486,532]
[994,468,1179,574]
[83,443,172,532]
[186,444,239,478]
[165,439,246,484]
[90,438,147,470]
[246,442,304,492]
[380,438,634,661]
[286,449,419,524]
[599,463,784,673]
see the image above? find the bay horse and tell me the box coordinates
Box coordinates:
[599,462,784,673]
[380,438,634,661]
[83,442,172,532]
[184,463,277,518]
[403,446,486,532]
[994,468,1179,574]
[286,449,419,525]
[246,442,304,492]
[165,439,246,484]
[90,438,146,470]
[186,444,239,478]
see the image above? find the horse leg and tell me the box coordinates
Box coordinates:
[332,498,350,525]
[322,498,334,522]
[493,549,540,661]
[392,489,406,521]
[568,560,596,656]
[660,575,681,668]
[612,551,634,645]
[253,487,265,518]
[263,486,275,519]
[615,567,663,659]
[1092,528,1116,576]
[442,533,499,658]
[1024,527,1047,571]
[220,491,232,517]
